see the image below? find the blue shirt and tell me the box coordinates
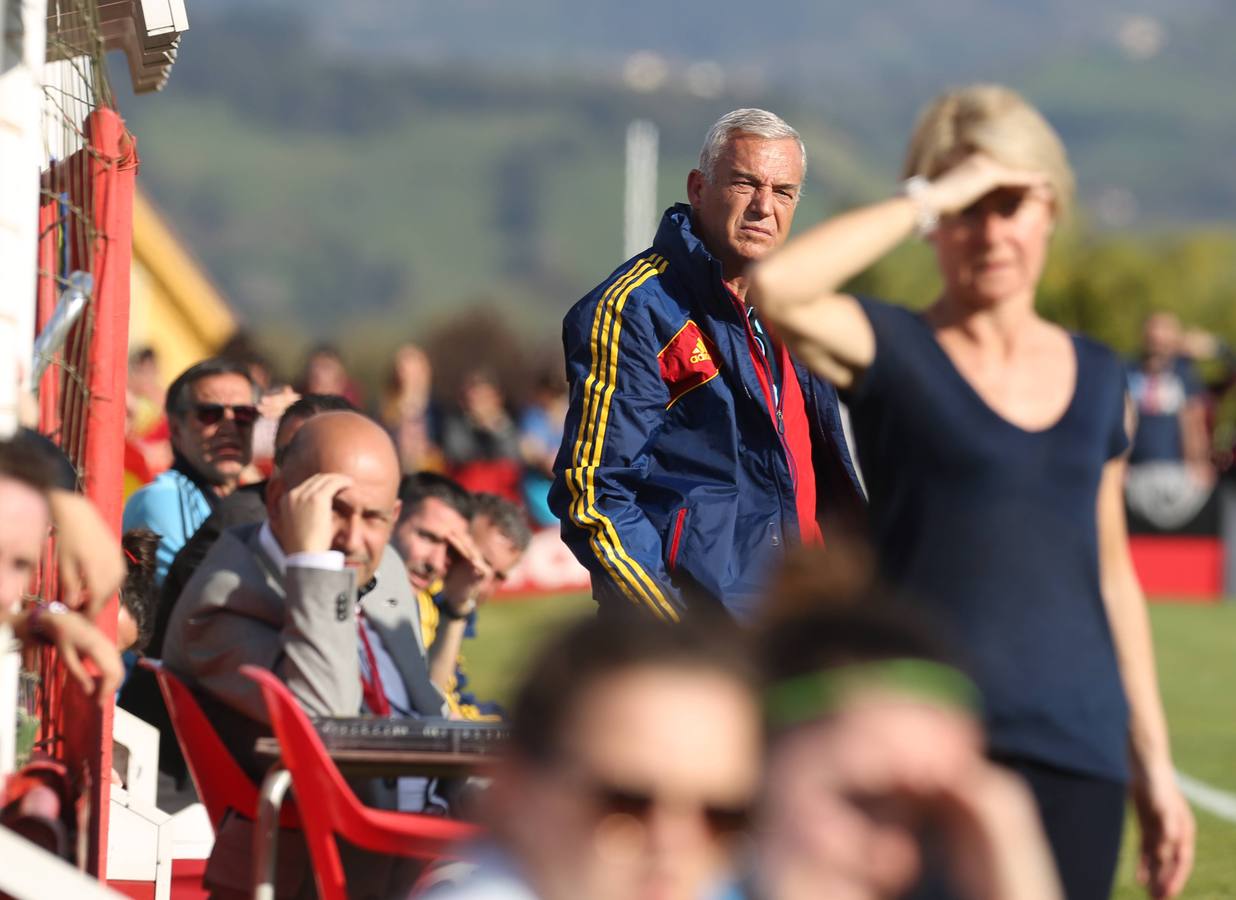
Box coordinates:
[843,297,1131,782]
[1127,357,1203,464]
[122,468,213,585]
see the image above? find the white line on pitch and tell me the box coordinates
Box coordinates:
[1177,771,1236,823]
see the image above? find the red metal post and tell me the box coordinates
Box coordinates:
[68,107,137,877]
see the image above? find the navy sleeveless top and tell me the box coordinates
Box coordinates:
[844,297,1131,782]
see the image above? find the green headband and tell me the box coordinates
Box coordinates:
[765,658,981,730]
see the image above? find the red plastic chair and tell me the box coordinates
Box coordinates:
[138,659,298,832]
[239,664,481,900]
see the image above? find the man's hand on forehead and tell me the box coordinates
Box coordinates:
[440,524,493,615]
[279,472,354,555]
[445,525,489,574]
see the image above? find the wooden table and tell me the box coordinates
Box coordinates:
[254,736,500,778]
[252,737,499,900]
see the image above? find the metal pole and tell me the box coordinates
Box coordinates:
[623,119,659,259]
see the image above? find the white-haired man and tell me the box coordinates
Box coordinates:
[550,109,865,622]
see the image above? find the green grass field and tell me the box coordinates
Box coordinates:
[467,596,1235,898]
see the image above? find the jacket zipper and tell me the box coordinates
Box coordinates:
[729,294,795,477]
[667,507,688,571]
[728,293,799,531]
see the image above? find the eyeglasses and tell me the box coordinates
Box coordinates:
[575,775,751,839]
[191,402,259,426]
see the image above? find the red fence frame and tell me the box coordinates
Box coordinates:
[35,108,136,877]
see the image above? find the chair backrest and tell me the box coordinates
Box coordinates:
[239,665,479,900]
[138,659,297,832]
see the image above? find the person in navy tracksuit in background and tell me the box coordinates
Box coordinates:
[550,108,865,623]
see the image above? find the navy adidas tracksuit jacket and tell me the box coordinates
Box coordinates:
[549,204,865,621]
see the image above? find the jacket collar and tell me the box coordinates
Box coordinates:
[654,204,727,290]
[171,449,222,511]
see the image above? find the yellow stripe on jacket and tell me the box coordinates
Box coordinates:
[563,253,679,621]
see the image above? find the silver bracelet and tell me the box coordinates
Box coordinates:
[28,600,70,643]
[901,176,939,238]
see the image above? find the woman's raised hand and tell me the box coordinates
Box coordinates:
[920,153,1051,217]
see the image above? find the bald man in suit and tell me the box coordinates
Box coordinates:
[164,412,445,899]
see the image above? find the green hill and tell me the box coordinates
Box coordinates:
[111,6,1236,371]
[113,11,885,350]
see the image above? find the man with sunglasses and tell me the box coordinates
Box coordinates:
[123,357,258,585]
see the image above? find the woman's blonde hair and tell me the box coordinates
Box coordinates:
[903,84,1074,216]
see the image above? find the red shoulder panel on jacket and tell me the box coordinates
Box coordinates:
[658,320,720,409]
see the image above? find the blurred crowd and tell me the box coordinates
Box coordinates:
[124,338,568,530]
[1126,311,1236,529]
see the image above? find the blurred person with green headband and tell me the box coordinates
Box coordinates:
[720,556,1062,900]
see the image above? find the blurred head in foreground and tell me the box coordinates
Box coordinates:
[745,548,1060,900]
[0,439,55,612]
[485,614,761,900]
[903,83,1073,216]
[903,84,1073,313]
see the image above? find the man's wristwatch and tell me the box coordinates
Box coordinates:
[441,596,478,621]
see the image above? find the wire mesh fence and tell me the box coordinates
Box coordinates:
[18,0,137,874]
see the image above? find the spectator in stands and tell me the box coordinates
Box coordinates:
[163,411,445,899]
[418,615,760,900]
[1128,313,1211,475]
[124,347,172,495]
[154,393,357,649]
[122,358,258,584]
[391,472,478,597]
[1125,312,1217,531]
[726,563,1062,900]
[119,394,357,785]
[421,493,533,719]
[117,529,159,654]
[0,439,121,703]
[11,428,126,618]
[1180,326,1236,472]
[440,368,522,499]
[218,330,276,393]
[298,343,364,408]
[127,346,166,440]
[123,388,157,499]
[1,440,126,857]
[389,474,506,717]
[519,368,567,528]
[381,343,443,474]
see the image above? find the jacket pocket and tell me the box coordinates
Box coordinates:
[666,507,689,572]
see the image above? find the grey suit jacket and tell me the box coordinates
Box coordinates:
[163,523,445,898]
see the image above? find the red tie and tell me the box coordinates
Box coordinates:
[356,610,392,717]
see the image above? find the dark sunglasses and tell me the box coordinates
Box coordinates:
[587,780,751,838]
[191,402,259,426]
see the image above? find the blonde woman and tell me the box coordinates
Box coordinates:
[749,85,1194,900]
